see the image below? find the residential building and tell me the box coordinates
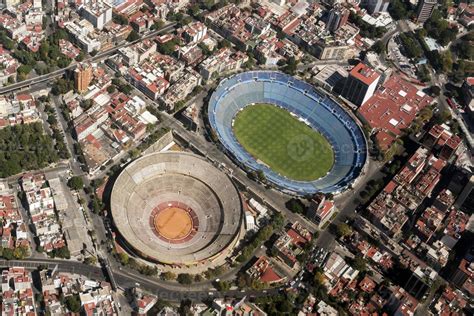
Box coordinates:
[363,0,390,14]
[414,206,445,242]
[129,10,154,33]
[315,301,338,315]
[64,20,101,53]
[424,124,462,161]
[199,48,248,81]
[159,69,202,111]
[327,6,350,32]
[416,0,437,23]
[361,0,390,14]
[386,286,419,316]
[75,63,93,93]
[404,266,437,299]
[272,222,312,268]
[450,257,474,297]
[341,62,380,107]
[306,194,337,228]
[461,77,474,119]
[246,256,286,284]
[0,93,40,129]
[130,288,157,315]
[180,21,207,44]
[322,252,359,290]
[431,286,468,316]
[80,0,113,30]
[0,46,19,86]
[3,0,21,9]
[1,267,36,315]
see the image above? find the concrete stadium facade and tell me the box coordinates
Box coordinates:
[208,71,368,195]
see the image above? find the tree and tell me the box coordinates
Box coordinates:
[272,212,285,229]
[349,12,387,39]
[118,252,129,265]
[2,248,14,260]
[218,39,232,49]
[126,30,140,42]
[0,31,15,50]
[68,176,84,190]
[388,0,408,20]
[178,299,193,316]
[112,13,128,25]
[215,280,231,291]
[52,78,73,95]
[65,294,81,313]
[398,33,423,59]
[351,257,367,271]
[256,169,266,182]
[194,274,204,282]
[17,65,32,76]
[150,20,165,31]
[313,271,325,286]
[76,51,85,62]
[177,273,193,284]
[107,85,116,94]
[283,57,298,75]
[0,123,60,177]
[12,246,28,259]
[53,246,70,259]
[371,41,386,54]
[161,271,176,281]
[84,256,97,265]
[157,38,180,55]
[424,10,458,46]
[188,4,200,16]
[198,42,212,56]
[336,223,352,238]
[430,85,441,96]
[286,198,305,214]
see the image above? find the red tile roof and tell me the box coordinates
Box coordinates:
[349,63,380,86]
[359,75,433,150]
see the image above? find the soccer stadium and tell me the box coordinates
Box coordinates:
[208,71,367,195]
[110,152,243,266]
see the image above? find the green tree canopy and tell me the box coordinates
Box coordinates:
[68,176,84,190]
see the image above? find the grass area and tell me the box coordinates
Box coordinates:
[233,104,334,181]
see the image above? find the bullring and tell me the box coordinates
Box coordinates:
[110,151,243,266]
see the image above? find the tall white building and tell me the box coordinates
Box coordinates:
[80,0,113,30]
[364,0,390,14]
[33,0,42,9]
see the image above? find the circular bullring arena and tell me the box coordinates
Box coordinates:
[208,71,368,195]
[110,151,243,266]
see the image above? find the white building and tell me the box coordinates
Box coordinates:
[80,0,113,30]
[65,20,101,53]
[3,0,21,9]
[181,21,207,44]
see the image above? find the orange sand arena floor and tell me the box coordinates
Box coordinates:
[154,207,193,240]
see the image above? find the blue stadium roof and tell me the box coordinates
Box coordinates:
[208,71,367,195]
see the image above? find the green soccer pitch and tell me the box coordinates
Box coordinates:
[233,104,334,181]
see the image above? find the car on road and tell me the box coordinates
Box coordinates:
[447,98,457,110]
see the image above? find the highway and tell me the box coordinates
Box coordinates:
[0,23,177,95]
[0,258,280,301]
